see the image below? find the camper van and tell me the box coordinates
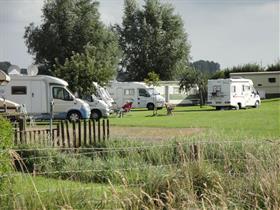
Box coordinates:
[207,78,261,110]
[0,74,91,121]
[107,81,165,110]
[82,94,110,120]
[92,82,114,108]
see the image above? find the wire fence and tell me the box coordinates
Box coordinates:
[1,140,280,209]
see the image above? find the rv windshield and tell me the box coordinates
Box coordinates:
[53,87,74,101]
[148,88,159,95]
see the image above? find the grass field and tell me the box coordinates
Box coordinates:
[110,99,280,140]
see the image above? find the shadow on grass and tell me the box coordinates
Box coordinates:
[174,108,215,113]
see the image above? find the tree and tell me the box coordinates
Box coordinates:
[55,43,120,96]
[211,63,264,79]
[191,60,220,75]
[179,68,207,107]
[144,71,160,115]
[266,61,280,72]
[0,62,11,73]
[116,0,190,81]
[24,0,118,74]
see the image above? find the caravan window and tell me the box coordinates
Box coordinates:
[232,86,236,93]
[53,87,73,101]
[124,89,135,96]
[11,86,27,95]
[268,78,276,83]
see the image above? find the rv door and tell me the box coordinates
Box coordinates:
[52,86,74,118]
[137,88,150,108]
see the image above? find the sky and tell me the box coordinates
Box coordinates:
[0,0,279,69]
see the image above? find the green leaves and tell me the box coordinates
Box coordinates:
[117,0,190,81]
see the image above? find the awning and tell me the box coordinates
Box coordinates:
[0,70,10,85]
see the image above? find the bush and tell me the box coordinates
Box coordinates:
[0,117,13,191]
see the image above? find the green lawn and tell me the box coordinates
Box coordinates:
[110,99,280,140]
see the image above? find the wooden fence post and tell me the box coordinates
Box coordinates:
[56,123,60,147]
[66,121,70,147]
[106,119,110,140]
[61,121,65,147]
[78,120,81,147]
[102,119,106,141]
[19,119,25,144]
[72,121,77,148]
[98,120,101,143]
[93,120,96,145]
[89,120,92,145]
[83,120,87,146]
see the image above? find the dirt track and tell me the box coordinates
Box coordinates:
[110,126,202,141]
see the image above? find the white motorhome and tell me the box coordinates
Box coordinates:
[92,82,114,108]
[81,94,110,120]
[207,78,261,110]
[107,81,165,110]
[0,74,91,121]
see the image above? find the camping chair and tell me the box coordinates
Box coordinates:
[118,102,133,118]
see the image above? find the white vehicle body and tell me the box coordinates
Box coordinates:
[207,78,261,109]
[82,94,110,120]
[0,74,91,120]
[93,82,114,108]
[107,81,165,110]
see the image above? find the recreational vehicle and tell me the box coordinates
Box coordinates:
[0,74,91,121]
[82,94,110,120]
[107,81,165,110]
[207,78,261,110]
[92,82,114,108]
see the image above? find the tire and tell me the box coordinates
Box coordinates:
[254,101,260,108]
[67,111,81,122]
[147,103,155,110]
[91,109,102,120]
[237,103,242,110]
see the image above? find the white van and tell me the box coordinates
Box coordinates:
[207,78,261,110]
[92,82,114,108]
[0,74,91,121]
[107,81,165,110]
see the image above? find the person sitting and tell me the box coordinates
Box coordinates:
[118,101,133,118]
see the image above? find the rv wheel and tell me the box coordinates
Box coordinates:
[147,103,155,110]
[254,101,259,108]
[91,110,101,120]
[67,111,81,122]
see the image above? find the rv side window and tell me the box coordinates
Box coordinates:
[53,87,73,101]
[138,88,150,97]
[232,86,236,93]
[124,89,135,96]
[268,78,276,83]
[242,85,245,92]
[11,86,27,95]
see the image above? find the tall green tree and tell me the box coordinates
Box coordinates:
[24,0,118,75]
[116,0,190,81]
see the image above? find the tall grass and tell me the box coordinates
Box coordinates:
[1,138,279,209]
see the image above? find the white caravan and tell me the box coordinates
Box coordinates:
[207,78,261,110]
[0,74,91,121]
[107,81,165,110]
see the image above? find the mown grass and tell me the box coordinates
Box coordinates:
[110,98,280,140]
